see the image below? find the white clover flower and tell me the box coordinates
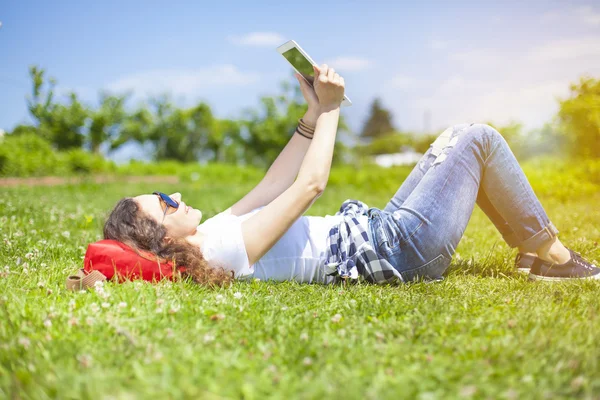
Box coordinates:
[101,302,110,309]
[94,281,104,289]
[155,308,163,314]
[43,319,52,328]
[68,299,76,309]
[203,333,215,343]
[233,292,242,299]
[40,263,47,268]
[331,313,342,323]
[25,253,34,260]
[90,303,100,313]
[300,332,309,341]
[303,357,313,366]
[61,231,71,239]
[19,337,31,348]
[86,317,95,326]
[118,302,127,309]
[215,294,224,302]
[281,306,288,311]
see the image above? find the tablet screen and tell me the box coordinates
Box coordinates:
[282,47,315,85]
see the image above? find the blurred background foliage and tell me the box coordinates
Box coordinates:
[0,66,598,177]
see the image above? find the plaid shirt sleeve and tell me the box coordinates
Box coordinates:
[322,199,404,284]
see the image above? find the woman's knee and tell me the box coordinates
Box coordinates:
[459,123,504,154]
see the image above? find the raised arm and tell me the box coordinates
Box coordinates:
[222,108,320,217]
[242,64,345,265]
[221,69,327,217]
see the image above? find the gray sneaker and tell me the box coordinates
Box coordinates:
[529,248,600,281]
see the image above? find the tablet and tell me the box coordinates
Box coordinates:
[276,40,352,107]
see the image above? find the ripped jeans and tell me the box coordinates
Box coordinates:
[366,123,559,281]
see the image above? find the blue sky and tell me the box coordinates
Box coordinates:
[2,0,600,149]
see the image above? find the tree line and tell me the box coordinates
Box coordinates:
[8,66,352,168]
[4,66,599,169]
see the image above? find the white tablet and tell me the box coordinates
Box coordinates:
[276,40,352,107]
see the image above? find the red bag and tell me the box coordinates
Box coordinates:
[66,240,185,290]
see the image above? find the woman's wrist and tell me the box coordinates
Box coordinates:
[303,108,320,128]
[304,105,340,127]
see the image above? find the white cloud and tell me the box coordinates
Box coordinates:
[575,6,600,26]
[412,78,569,130]
[106,65,260,97]
[528,36,600,62]
[227,32,285,47]
[383,34,600,131]
[323,57,373,72]
[389,75,419,89]
[541,5,600,27]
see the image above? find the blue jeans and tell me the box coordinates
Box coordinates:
[366,123,559,282]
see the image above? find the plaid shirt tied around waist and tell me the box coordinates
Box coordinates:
[322,199,404,284]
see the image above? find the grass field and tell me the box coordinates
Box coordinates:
[1,160,600,399]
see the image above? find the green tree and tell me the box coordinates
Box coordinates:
[26,66,88,150]
[114,97,238,163]
[558,76,600,158]
[360,98,395,141]
[88,93,127,153]
[242,77,351,168]
[359,132,413,155]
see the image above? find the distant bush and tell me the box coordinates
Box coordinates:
[61,149,117,174]
[522,156,600,201]
[116,160,267,185]
[0,133,64,177]
[0,133,115,177]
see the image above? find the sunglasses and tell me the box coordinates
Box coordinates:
[153,191,180,223]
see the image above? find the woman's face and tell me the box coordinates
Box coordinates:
[134,192,203,238]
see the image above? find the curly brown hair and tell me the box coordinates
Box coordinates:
[103,197,234,287]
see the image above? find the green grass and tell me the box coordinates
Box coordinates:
[1,160,600,399]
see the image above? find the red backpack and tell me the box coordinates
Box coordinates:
[66,239,186,291]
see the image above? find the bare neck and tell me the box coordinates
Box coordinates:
[185,230,205,249]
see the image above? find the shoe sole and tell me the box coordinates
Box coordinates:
[517,267,530,275]
[528,272,600,281]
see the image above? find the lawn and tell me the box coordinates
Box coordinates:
[1,161,599,399]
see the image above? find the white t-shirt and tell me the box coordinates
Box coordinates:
[196,207,369,284]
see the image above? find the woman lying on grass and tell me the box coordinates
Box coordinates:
[103,64,599,287]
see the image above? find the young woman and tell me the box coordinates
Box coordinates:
[103,64,599,286]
